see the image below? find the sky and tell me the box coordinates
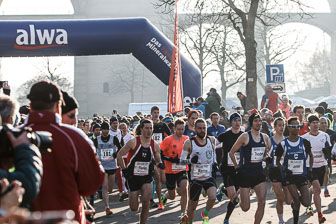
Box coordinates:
[0,0,332,100]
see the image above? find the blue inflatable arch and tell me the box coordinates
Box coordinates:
[0,18,201,104]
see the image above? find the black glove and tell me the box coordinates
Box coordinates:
[167,155,180,164]
[158,161,166,170]
[190,155,198,164]
[112,152,118,159]
[285,168,293,177]
[322,147,331,159]
[212,162,219,173]
[122,168,130,179]
[265,156,273,166]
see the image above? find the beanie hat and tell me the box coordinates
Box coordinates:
[315,106,325,115]
[229,112,241,123]
[61,91,79,115]
[101,121,110,130]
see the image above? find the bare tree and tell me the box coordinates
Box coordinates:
[298,48,330,89]
[155,0,309,110]
[17,57,72,105]
[109,57,151,103]
[209,21,246,107]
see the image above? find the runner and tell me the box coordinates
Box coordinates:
[180,118,218,224]
[159,119,189,222]
[93,121,120,216]
[267,117,292,224]
[229,112,271,224]
[293,105,309,136]
[302,115,329,223]
[116,122,133,201]
[117,119,165,224]
[184,110,198,138]
[207,112,226,165]
[319,116,333,197]
[150,106,171,209]
[216,112,244,224]
[275,116,313,224]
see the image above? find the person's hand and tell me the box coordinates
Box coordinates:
[166,155,180,164]
[6,130,30,149]
[112,152,117,159]
[265,156,273,165]
[0,179,25,211]
[190,155,198,164]
[285,168,293,177]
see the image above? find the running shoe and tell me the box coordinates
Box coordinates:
[306,206,313,216]
[150,200,158,208]
[216,183,225,202]
[201,211,209,224]
[119,192,128,201]
[202,189,207,198]
[324,189,330,197]
[223,219,229,224]
[105,207,113,216]
[232,194,239,206]
[161,193,168,206]
[180,213,188,224]
[318,213,326,223]
[158,202,164,210]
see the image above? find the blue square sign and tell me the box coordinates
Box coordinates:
[266,64,284,83]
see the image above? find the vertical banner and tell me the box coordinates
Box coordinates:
[168,0,183,113]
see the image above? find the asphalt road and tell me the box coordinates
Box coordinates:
[92,165,336,224]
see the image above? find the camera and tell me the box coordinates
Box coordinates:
[0,125,53,157]
[0,81,8,88]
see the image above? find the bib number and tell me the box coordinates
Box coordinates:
[288,159,303,174]
[172,163,186,171]
[134,161,150,176]
[101,148,114,161]
[251,147,265,163]
[312,151,324,164]
[228,152,240,166]
[192,164,211,178]
[152,133,163,143]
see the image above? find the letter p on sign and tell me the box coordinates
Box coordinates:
[266,64,284,84]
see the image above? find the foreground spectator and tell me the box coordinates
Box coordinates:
[25,80,105,223]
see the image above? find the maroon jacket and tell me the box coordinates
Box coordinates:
[25,112,105,223]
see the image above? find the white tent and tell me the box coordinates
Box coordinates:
[288,95,317,108]
[315,95,336,108]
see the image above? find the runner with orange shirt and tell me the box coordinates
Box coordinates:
[159,119,189,223]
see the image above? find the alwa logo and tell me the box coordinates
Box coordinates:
[14,25,68,50]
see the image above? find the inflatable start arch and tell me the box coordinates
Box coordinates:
[0,18,201,104]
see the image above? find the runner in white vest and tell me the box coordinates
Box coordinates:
[179,118,218,224]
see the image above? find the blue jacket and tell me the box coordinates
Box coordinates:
[196,102,208,118]
[0,143,43,208]
[207,124,226,139]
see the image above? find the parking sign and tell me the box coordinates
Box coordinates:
[266,64,284,83]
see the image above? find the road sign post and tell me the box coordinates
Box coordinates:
[266,64,285,93]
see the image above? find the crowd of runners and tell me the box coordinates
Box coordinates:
[1,81,336,224]
[77,101,336,224]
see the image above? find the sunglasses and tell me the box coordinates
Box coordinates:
[68,113,76,119]
[288,124,303,129]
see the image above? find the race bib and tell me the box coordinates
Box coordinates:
[101,148,114,160]
[288,159,303,174]
[192,164,211,178]
[251,147,265,163]
[228,152,240,166]
[172,163,186,171]
[134,161,150,176]
[152,133,163,143]
[312,151,324,164]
